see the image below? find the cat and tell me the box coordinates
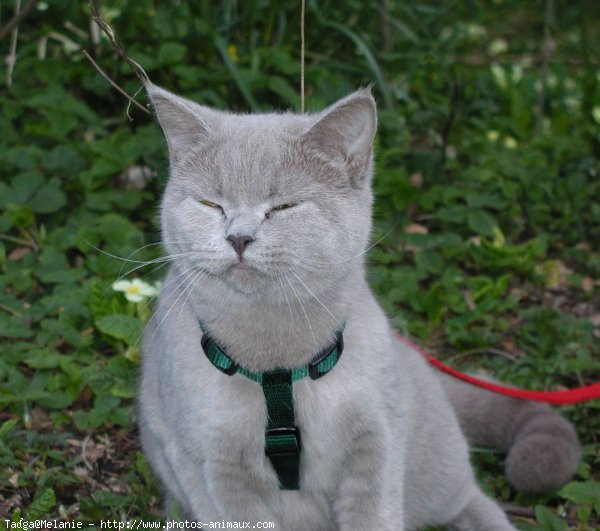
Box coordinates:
[138,83,581,530]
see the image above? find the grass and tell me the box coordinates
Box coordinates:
[0,0,599,528]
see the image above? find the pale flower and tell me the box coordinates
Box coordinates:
[592,106,600,124]
[511,64,523,83]
[504,136,518,149]
[488,38,508,56]
[112,279,158,303]
[564,96,580,111]
[464,23,486,40]
[490,64,507,89]
[487,130,500,142]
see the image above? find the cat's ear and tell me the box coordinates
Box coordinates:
[302,88,377,185]
[146,83,213,161]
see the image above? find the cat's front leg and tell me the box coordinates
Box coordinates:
[202,456,283,526]
[333,428,400,531]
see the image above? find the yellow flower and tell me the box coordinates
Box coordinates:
[504,136,518,149]
[592,106,600,124]
[227,44,238,62]
[112,279,158,303]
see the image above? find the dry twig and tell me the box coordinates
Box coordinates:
[0,0,36,42]
[82,50,150,116]
[300,0,305,112]
[83,0,152,117]
[88,0,149,84]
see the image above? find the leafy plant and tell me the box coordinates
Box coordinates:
[0,0,598,526]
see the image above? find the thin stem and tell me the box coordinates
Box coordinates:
[0,303,23,318]
[5,0,22,87]
[535,0,555,135]
[0,0,35,42]
[0,234,36,248]
[82,50,150,116]
[88,0,150,84]
[300,0,305,113]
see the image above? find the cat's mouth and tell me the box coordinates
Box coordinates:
[216,259,274,294]
[225,259,263,278]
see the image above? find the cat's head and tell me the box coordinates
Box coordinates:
[148,84,377,297]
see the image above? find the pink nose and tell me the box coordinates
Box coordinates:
[226,234,255,258]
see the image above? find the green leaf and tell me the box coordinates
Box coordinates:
[0,418,19,441]
[96,314,142,346]
[157,42,188,65]
[92,490,133,508]
[28,179,66,214]
[467,210,498,237]
[88,279,118,322]
[324,21,393,110]
[5,203,34,228]
[414,249,445,274]
[24,488,56,519]
[23,349,66,369]
[533,505,568,531]
[25,89,98,122]
[0,313,33,339]
[40,145,85,174]
[213,35,259,111]
[559,481,600,514]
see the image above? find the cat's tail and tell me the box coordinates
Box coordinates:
[438,373,581,492]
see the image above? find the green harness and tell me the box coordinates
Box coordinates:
[200,324,344,490]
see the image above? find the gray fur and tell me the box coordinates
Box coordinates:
[440,375,581,492]
[139,84,579,529]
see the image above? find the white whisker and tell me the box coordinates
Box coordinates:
[288,222,399,267]
[138,266,205,347]
[137,262,205,315]
[177,269,209,322]
[290,272,341,329]
[116,251,199,280]
[275,274,295,333]
[284,274,317,349]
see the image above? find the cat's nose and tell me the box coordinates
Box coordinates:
[226,234,255,259]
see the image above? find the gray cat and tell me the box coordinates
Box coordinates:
[138,83,580,530]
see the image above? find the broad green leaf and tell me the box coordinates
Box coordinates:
[88,279,119,322]
[96,314,142,346]
[23,349,66,369]
[533,506,568,531]
[559,481,600,514]
[0,418,19,441]
[5,203,34,229]
[28,179,66,214]
[467,210,498,237]
[24,488,56,519]
[158,42,188,65]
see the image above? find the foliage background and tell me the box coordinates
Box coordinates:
[0,0,599,528]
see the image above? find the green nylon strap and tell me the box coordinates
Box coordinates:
[200,323,344,490]
[261,369,299,490]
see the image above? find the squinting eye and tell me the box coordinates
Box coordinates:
[200,200,222,209]
[265,203,297,219]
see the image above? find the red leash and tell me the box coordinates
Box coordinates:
[394,332,600,405]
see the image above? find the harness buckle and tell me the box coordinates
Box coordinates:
[264,426,301,457]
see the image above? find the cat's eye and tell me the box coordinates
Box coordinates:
[265,203,297,219]
[200,200,222,210]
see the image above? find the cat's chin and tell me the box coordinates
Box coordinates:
[218,261,272,295]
